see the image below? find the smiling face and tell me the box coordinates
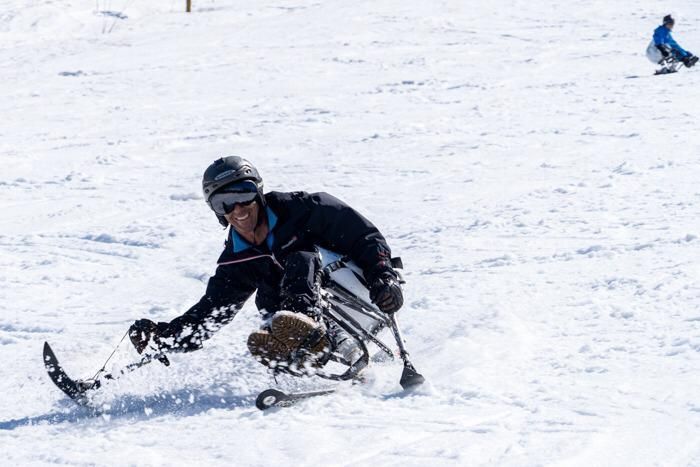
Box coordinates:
[224,200,261,237]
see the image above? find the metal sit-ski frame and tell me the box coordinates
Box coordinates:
[275,253,425,390]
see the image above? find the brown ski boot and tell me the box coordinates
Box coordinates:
[247,329,292,368]
[270,311,330,370]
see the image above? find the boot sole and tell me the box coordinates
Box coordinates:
[271,311,329,361]
[247,330,292,367]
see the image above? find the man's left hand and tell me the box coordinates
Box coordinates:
[683,54,698,67]
[369,272,404,314]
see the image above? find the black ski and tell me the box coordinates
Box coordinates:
[43,342,91,406]
[255,388,336,410]
[655,68,678,75]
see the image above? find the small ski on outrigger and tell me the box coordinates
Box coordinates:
[42,337,170,408]
[43,342,91,406]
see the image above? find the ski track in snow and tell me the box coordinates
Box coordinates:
[2,0,700,465]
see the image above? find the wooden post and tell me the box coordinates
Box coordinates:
[186,0,191,12]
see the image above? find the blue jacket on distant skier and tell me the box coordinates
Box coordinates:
[653,24,691,58]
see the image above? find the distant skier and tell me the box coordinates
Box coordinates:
[127,156,404,372]
[647,15,698,74]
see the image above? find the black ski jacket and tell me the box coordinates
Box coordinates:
[162,191,392,351]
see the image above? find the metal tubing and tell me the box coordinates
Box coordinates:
[387,313,410,360]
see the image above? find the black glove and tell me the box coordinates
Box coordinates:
[128,319,170,354]
[657,44,671,58]
[682,55,698,67]
[368,268,404,314]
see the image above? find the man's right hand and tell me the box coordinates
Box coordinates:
[128,319,169,354]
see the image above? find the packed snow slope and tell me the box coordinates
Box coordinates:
[2,1,700,465]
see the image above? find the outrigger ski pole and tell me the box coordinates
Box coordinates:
[386,313,425,389]
[87,331,171,389]
[321,255,426,390]
[43,332,170,405]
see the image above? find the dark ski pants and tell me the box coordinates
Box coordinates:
[278,250,323,320]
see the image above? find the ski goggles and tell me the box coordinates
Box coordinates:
[209,181,259,215]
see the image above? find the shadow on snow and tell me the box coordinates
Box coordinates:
[0,387,254,430]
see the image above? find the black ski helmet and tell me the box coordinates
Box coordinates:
[202,156,264,227]
[663,15,675,26]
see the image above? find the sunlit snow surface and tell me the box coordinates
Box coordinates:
[1,1,700,465]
